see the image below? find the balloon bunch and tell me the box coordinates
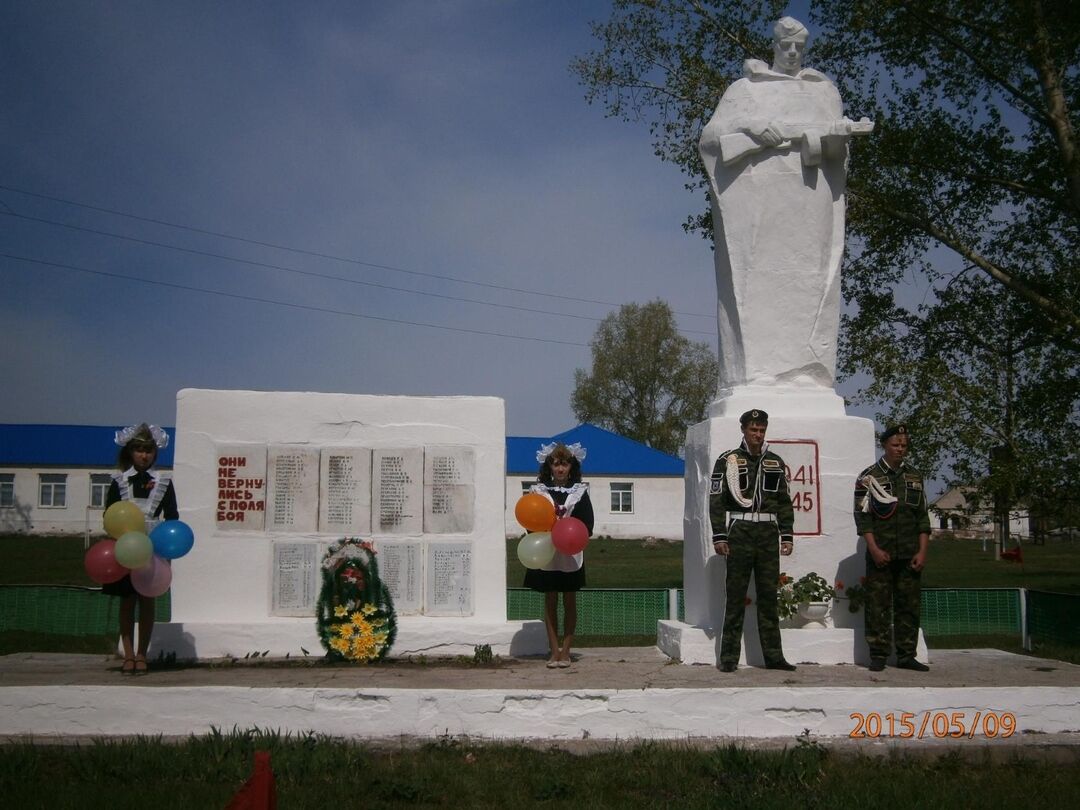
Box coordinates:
[84,502,195,597]
[514,493,589,569]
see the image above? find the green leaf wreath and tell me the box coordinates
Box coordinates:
[316,538,397,662]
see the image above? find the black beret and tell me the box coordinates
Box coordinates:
[880,424,909,444]
[740,409,769,426]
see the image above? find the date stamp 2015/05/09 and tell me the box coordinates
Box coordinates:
[850,711,1017,739]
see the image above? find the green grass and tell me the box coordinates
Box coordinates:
[10,533,1079,593]
[922,536,1080,594]
[2,730,1079,809]
[507,535,683,588]
[0,535,98,586]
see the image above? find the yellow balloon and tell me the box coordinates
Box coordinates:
[103,501,146,539]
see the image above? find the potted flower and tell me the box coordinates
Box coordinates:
[777,572,836,624]
[836,577,868,613]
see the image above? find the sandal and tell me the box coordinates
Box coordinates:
[133,657,148,676]
[121,658,136,675]
[545,658,560,669]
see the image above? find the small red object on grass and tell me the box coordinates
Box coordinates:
[225,750,277,810]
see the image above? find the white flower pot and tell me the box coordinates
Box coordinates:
[796,601,831,628]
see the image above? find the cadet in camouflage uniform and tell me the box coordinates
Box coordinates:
[854,424,931,672]
[710,409,796,672]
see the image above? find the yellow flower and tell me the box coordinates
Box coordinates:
[361,603,378,616]
[351,635,377,660]
[333,605,349,618]
[329,636,350,654]
[335,622,355,639]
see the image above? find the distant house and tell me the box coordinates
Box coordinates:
[930,485,1031,539]
[1,423,684,539]
[506,424,684,540]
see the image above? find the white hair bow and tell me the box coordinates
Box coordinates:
[536,441,587,463]
[114,423,170,449]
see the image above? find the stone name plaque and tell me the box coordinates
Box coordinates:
[424,447,475,534]
[215,444,267,531]
[266,446,320,532]
[319,448,372,534]
[271,541,321,616]
[425,542,473,616]
[372,448,423,534]
[376,541,423,615]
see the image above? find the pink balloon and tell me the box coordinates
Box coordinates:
[84,539,128,585]
[551,517,589,555]
[130,554,172,597]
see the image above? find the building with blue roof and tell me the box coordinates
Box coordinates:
[1,423,684,538]
[0,424,176,534]
[505,424,683,540]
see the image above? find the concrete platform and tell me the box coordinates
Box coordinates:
[2,647,1078,745]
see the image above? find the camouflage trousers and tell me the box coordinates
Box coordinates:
[721,523,785,667]
[864,556,922,661]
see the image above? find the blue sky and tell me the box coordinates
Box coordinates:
[2,0,841,439]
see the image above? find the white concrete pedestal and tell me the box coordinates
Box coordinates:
[152,617,549,660]
[657,388,925,666]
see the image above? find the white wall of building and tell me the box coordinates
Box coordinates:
[0,466,116,535]
[504,475,683,540]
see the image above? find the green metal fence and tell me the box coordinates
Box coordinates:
[507,588,673,635]
[1,585,1074,648]
[920,588,1022,636]
[0,585,170,635]
[1027,590,1080,646]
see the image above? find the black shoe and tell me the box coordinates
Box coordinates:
[868,658,886,672]
[897,659,929,672]
[765,660,796,671]
[719,662,737,672]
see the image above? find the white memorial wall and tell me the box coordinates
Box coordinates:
[156,389,544,659]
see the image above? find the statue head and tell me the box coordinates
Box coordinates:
[771,16,809,76]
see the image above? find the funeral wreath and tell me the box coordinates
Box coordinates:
[316,538,397,662]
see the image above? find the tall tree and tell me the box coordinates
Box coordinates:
[572,300,717,454]
[572,0,1078,510]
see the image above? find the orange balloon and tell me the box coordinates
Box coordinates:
[515,493,556,532]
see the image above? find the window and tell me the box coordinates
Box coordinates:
[521,480,535,494]
[90,474,113,509]
[39,474,67,508]
[0,473,13,508]
[610,482,634,513]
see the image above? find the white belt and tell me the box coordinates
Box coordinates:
[729,512,777,524]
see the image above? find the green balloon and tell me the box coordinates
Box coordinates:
[115,531,154,570]
[517,532,556,570]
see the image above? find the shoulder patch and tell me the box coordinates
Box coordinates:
[709,479,723,494]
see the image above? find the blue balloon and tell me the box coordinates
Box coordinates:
[150,520,195,559]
